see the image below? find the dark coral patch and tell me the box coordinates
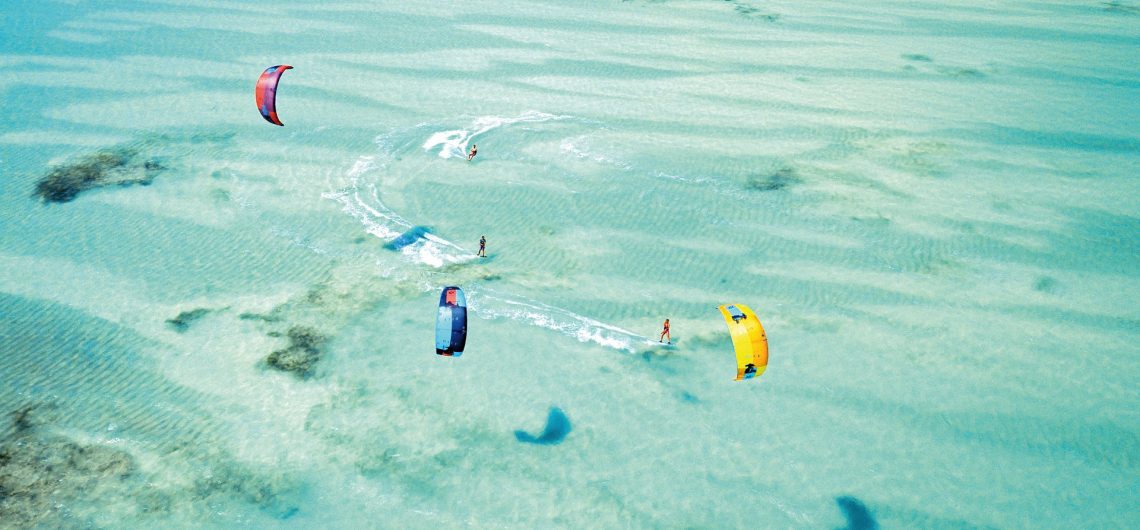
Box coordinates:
[34,148,165,203]
[1033,276,1058,293]
[722,0,779,20]
[746,167,801,191]
[0,405,135,527]
[264,326,328,379]
[166,308,211,332]
[239,312,284,323]
[1103,1,1140,14]
[902,53,933,62]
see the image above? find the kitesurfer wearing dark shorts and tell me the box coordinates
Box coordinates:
[659,319,671,344]
[467,144,478,161]
[478,235,486,257]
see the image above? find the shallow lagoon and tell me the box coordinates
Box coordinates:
[2,1,1137,528]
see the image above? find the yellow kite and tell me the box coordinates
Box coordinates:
[717,304,768,381]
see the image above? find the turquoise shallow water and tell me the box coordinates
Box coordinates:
[1,1,1138,528]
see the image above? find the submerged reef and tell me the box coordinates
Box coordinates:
[0,405,135,528]
[33,147,165,203]
[166,308,212,332]
[722,0,779,20]
[187,458,300,520]
[1034,276,1059,293]
[0,404,302,526]
[515,407,572,445]
[625,0,778,20]
[745,166,800,191]
[937,66,984,78]
[1103,1,1140,14]
[239,311,284,323]
[265,326,328,378]
[900,54,986,78]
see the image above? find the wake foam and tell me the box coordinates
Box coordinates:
[325,117,650,353]
[326,112,578,267]
[323,154,476,268]
[422,111,571,159]
[469,288,650,353]
[559,136,633,171]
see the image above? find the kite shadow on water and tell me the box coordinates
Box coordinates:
[514,407,571,445]
[383,226,431,251]
[835,496,878,530]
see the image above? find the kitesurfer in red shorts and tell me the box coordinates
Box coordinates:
[467,144,478,161]
[659,319,671,344]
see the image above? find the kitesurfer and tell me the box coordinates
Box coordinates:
[478,235,487,257]
[467,144,478,161]
[659,318,671,344]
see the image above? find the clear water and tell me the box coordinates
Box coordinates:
[1,1,1137,528]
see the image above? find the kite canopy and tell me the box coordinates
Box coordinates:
[717,303,768,381]
[435,286,468,356]
[255,65,292,126]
